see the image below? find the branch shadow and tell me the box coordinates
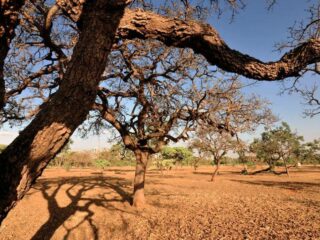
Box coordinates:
[285,197,320,208]
[192,171,239,176]
[231,179,320,192]
[30,175,133,240]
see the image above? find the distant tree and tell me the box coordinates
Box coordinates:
[61,139,73,154]
[84,39,232,207]
[50,139,74,167]
[1,0,320,223]
[191,80,274,181]
[250,122,303,176]
[234,136,251,175]
[299,139,320,165]
[161,146,194,167]
[104,143,135,166]
[191,131,235,181]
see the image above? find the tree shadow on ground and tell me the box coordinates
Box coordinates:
[30,175,133,240]
[107,168,135,173]
[232,179,320,192]
[285,197,320,208]
[192,171,240,176]
[147,173,188,179]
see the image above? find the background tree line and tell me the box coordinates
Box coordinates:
[23,121,320,174]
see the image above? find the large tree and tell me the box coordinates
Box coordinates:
[84,39,235,207]
[0,0,319,223]
[0,0,131,223]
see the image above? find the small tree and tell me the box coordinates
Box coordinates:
[299,139,320,165]
[50,139,74,168]
[191,80,275,181]
[250,122,303,176]
[234,137,251,175]
[191,130,236,181]
[161,146,194,167]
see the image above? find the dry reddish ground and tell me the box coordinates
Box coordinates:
[0,165,319,240]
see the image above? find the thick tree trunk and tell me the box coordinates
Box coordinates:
[31,4,320,81]
[0,0,26,110]
[211,159,220,182]
[0,1,125,224]
[133,150,149,208]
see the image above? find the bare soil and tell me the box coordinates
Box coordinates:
[0,165,319,240]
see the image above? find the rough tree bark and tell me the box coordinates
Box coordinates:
[0,0,126,224]
[37,4,320,81]
[117,9,320,81]
[133,149,149,208]
[0,0,26,110]
[0,0,316,223]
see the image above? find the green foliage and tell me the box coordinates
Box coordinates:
[250,122,303,168]
[153,159,175,170]
[94,158,111,169]
[161,146,194,165]
[50,143,136,169]
[299,139,320,164]
[100,143,135,166]
[245,161,256,167]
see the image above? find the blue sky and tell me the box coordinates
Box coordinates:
[210,0,320,142]
[0,0,319,150]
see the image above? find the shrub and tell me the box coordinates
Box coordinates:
[161,146,194,166]
[93,158,111,169]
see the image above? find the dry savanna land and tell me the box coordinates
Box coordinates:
[0,165,319,240]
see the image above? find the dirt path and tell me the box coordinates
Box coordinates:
[0,166,319,240]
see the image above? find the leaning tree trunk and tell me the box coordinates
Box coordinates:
[133,149,149,208]
[0,1,125,224]
[211,159,221,182]
[251,166,272,175]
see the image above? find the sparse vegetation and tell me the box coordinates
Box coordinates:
[0,0,319,237]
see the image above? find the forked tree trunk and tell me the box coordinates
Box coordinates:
[211,159,221,182]
[133,150,149,208]
[0,1,125,224]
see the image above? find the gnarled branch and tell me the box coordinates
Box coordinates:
[118,9,320,81]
